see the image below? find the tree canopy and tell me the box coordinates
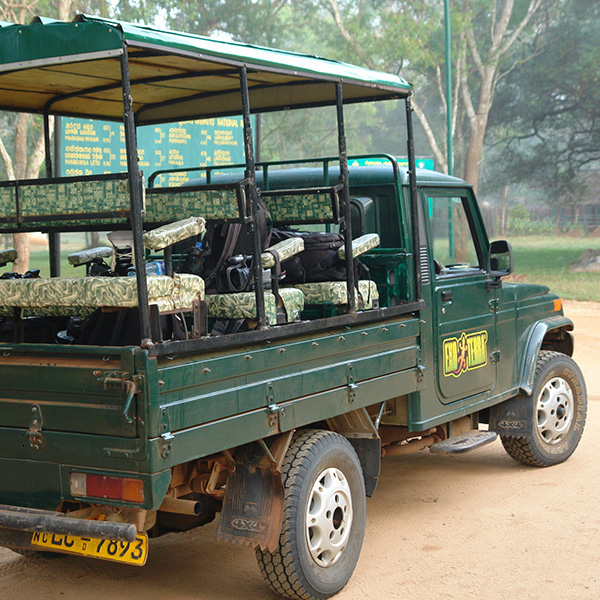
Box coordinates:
[487,0,600,208]
[0,0,597,265]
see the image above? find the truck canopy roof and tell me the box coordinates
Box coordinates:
[0,14,412,125]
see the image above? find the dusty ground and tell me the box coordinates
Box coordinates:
[0,300,598,600]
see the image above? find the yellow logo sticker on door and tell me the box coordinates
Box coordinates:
[443,331,488,377]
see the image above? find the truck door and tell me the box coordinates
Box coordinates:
[424,190,496,404]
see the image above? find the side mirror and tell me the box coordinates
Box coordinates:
[488,240,513,278]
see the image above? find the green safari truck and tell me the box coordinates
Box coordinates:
[0,15,587,600]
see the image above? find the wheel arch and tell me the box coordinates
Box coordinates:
[326,408,381,498]
[519,317,573,395]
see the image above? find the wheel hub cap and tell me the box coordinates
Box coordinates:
[536,376,574,444]
[306,467,353,567]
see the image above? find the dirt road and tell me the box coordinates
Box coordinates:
[1,300,598,600]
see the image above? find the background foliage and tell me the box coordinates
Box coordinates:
[1,0,599,277]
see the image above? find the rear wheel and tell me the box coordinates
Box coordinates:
[501,351,587,467]
[256,429,366,600]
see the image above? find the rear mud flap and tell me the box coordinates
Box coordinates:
[216,463,284,553]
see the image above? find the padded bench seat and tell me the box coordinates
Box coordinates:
[206,236,306,325]
[295,280,378,310]
[207,287,304,325]
[285,233,380,314]
[0,273,204,316]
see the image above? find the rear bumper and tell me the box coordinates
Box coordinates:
[0,504,137,546]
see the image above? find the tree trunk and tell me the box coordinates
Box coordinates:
[13,233,30,274]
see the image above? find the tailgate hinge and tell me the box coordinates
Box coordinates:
[28,404,44,451]
[346,364,358,404]
[160,408,174,457]
[266,382,282,429]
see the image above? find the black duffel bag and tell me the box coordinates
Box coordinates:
[271,228,366,284]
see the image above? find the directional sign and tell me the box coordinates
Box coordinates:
[349,157,435,170]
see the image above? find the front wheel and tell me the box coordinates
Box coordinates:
[501,351,587,467]
[256,429,366,600]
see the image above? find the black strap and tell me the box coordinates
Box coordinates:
[305,249,341,278]
[206,223,243,284]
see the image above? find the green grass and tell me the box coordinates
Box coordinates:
[23,233,110,278]
[508,235,600,302]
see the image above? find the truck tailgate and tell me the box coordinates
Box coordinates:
[0,345,140,438]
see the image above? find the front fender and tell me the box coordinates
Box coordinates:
[519,316,573,395]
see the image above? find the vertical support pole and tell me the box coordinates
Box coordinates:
[255,113,262,164]
[335,82,356,314]
[120,45,152,346]
[240,66,267,329]
[405,95,422,302]
[44,113,60,277]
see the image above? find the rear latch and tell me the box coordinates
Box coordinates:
[96,370,138,424]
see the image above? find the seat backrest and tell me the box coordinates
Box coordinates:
[0,248,16,267]
[143,217,206,250]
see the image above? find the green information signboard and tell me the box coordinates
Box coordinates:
[348,157,434,170]
[59,117,249,187]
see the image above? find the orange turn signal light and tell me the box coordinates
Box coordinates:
[554,299,562,312]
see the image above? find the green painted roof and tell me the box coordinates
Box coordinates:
[0,15,411,124]
[192,163,468,190]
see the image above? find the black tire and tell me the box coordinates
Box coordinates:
[256,429,366,600]
[501,351,587,467]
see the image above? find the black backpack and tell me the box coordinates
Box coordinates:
[270,228,367,284]
[181,194,272,293]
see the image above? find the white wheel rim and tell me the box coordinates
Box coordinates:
[536,376,575,445]
[305,467,353,568]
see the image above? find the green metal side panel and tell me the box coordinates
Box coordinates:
[0,457,171,511]
[148,356,420,470]
[0,458,62,510]
[0,316,421,507]
[152,317,420,464]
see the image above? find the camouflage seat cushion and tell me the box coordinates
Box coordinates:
[337,233,380,260]
[206,291,277,324]
[0,273,204,316]
[0,248,17,266]
[143,216,206,250]
[294,280,378,310]
[206,287,304,325]
[67,246,113,266]
[261,237,304,268]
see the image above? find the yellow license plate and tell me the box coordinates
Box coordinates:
[31,531,148,566]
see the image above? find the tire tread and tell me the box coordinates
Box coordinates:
[256,429,358,600]
[501,350,587,467]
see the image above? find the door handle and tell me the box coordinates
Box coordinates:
[441,290,453,302]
